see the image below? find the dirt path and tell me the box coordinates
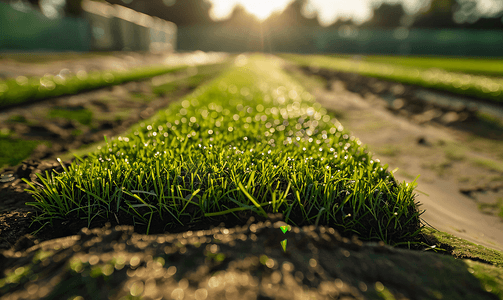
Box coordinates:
[296,67,503,252]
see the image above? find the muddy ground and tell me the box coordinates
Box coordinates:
[1,54,503,299]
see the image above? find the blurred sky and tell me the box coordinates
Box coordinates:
[208,0,503,26]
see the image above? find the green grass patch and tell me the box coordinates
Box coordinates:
[186,63,231,88]
[6,114,28,123]
[422,160,453,177]
[491,176,503,183]
[477,198,503,219]
[283,64,328,91]
[152,63,231,96]
[423,227,503,267]
[71,129,83,137]
[464,260,503,299]
[397,170,418,181]
[129,93,155,103]
[474,198,503,222]
[443,143,466,161]
[376,144,401,157]
[281,54,503,104]
[0,65,189,109]
[471,158,503,173]
[24,55,421,246]
[152,82,178,95]
[0,52,119,64]
[47,107,93,125]
[476,112,503,129]
[347,55,503,78]
[422,228,503,299]
[0,135,40,169]
[458,176,471,183]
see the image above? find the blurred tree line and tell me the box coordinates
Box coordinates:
[331,0,503,30]
[14,0,503,29]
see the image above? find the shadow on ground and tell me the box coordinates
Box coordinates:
[1,213,499,300]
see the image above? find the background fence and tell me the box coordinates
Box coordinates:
[0,0,176,52]
[0,1,91,51]
[178,25,503,57]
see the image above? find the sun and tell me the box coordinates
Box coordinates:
[238,0,293,20]
[210,0,294,21]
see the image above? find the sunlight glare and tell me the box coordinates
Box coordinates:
[210,0,294,21]
[209,0,429,26]
[240,0,293,20]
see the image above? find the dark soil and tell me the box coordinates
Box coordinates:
[1,215,499,300]
[1,60,501,300]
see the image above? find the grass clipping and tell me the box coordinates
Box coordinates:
[25,55,422,246]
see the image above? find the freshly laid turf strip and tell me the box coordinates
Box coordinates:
[282,54,503,104]
[340,55,503,78]
[0,64,187,108]
[24,55,421,246]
